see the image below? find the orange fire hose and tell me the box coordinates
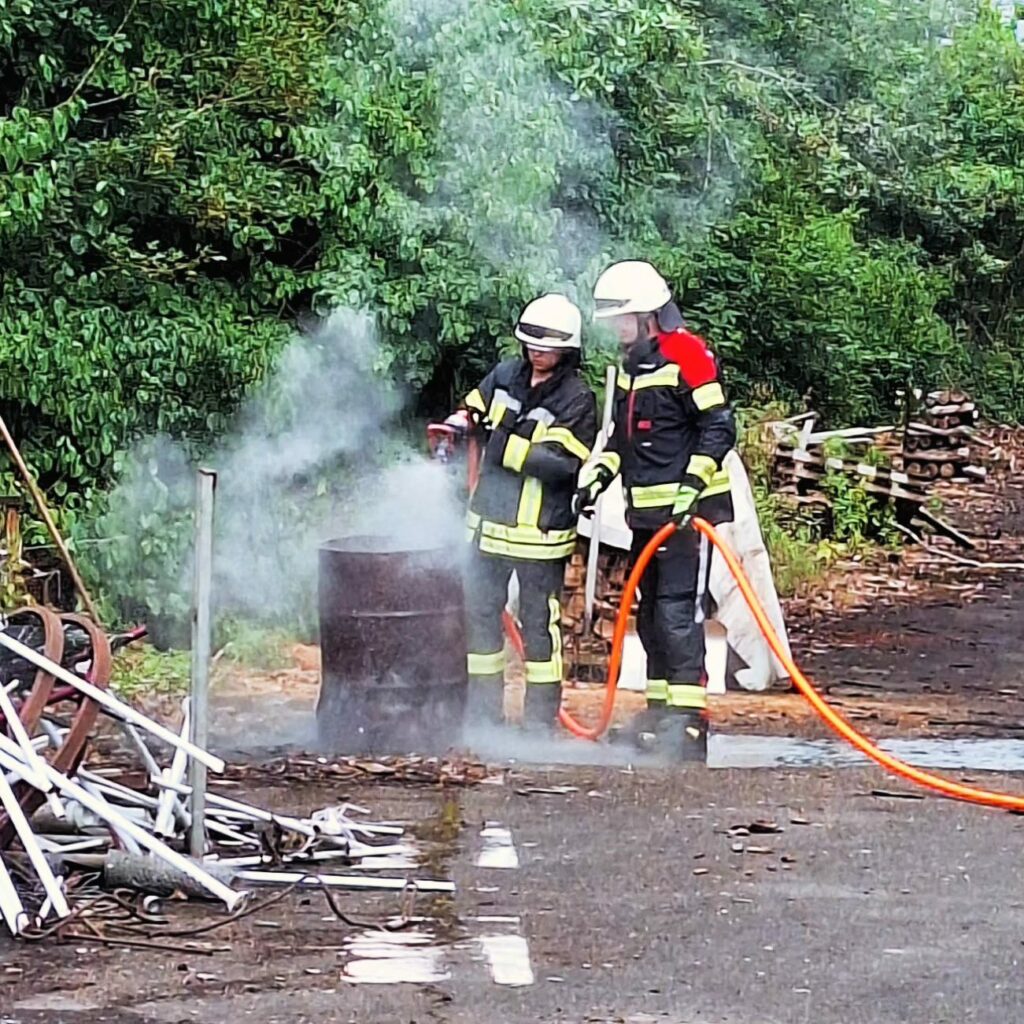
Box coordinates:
[557,517,1024,812]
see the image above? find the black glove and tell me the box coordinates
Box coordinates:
[572,486,597,518]
[572,465,614,517]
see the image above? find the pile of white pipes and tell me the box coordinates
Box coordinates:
[0,631,453,940]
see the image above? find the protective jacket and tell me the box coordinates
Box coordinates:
[464,358,598,560]
[601,328,736,529]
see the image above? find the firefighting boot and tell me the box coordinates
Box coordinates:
[626,704,671,749]
[653,708,708,762]
[633,706,708,762]
[464,677,506,729]
[521,684,563,736]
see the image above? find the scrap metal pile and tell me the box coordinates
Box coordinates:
[0,609,453,943]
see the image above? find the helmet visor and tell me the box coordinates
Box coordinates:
[516,321,575,343]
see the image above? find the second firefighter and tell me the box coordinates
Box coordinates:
[446,294,598,731]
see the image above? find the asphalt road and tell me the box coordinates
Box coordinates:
[4,757,1024,1024]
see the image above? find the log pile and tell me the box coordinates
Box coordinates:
[560,543,633,684]
[895,389,984,482]
[770,389,1003,549]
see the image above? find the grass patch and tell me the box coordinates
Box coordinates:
[110,645,190,699]
[215,616,298,671]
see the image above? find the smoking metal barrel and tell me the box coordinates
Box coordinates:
[316,536,467,754]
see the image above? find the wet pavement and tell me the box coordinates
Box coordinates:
[4,755,1024,1024]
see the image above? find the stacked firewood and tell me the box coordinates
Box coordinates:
[773,443,929,509]
[895,390,984,482]
[560,542,633,684]
[770,398,989,549]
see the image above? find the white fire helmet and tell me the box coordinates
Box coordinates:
[592,260,672,320]
[514,293,582,350]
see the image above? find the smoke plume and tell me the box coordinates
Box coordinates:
[85,309,466,636]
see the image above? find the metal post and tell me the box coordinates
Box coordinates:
[188,469,216,859]
[583,364,618,634]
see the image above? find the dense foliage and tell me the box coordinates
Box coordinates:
[2,0,1023,519]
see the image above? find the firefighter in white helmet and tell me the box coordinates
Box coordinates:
[576,261,736,759]
[442,294,598,732]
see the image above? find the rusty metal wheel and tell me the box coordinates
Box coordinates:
[0,611,113,849]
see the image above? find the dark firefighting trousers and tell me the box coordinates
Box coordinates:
[465,548,565,690]
[631,526,711,713]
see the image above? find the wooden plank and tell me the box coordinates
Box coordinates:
[912,506,976,549]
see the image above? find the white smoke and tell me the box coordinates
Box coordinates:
[86,309,466,635]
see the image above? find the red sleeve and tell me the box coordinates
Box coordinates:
[659,329,718,388]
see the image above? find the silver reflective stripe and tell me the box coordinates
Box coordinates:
[526,407,556,425]
[493,388,522,413]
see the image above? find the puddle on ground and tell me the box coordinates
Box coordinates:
[341,928,450,985]
[709,734,1024,772]
[464,722,1024,773]
[475,825,520,869]
[462,723,666,768]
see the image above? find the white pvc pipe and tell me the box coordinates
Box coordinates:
[209,845,405,868]
[77,769,162,809]
[80,779,143,855]
[202,793,313,838]
[120,722,165,779]
[205,792,404,839]
[155,700,190,837]
[584,363,618,632]
[233,869,453,893]
[0,630,224,773]
[204,819,253,846]
[0,685,56,797]
[0,766,70,919]
[38,878,67,921]
[0,742,243,911]
[36,836,109,855]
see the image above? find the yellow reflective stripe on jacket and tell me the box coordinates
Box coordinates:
[516,476,543,526]
[702,468,731,497]
[666,683,708,709]
[692,381,726,411]
[541,426,590,461]
[478,519,577,560]
[630,483,679,509]
[465,388,487,414]
[468,650,506,676]
[686,454,718,487]
[629,469,730,509]
[478,534,577,560]
[503,434,531,472]
[616,365,681,391]
[480,521,576,545]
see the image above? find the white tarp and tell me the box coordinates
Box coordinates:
[576,449,792,692]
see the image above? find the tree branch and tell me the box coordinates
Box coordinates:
[65,0,141,107]
[696,58,837,111]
